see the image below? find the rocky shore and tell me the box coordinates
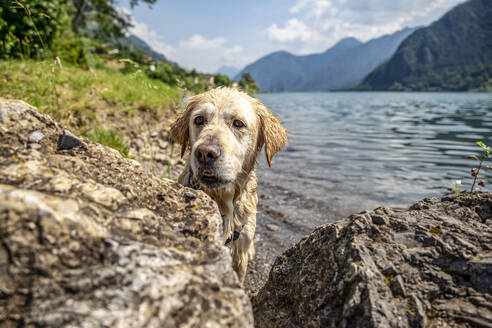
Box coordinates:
[0,99,252,327]
[253,193,492,327]
[1,98,491,327]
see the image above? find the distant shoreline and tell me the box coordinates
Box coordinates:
[255,89,492,94]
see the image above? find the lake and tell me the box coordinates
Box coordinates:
[255,92,492,231]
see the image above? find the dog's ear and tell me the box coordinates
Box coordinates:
[170,96,200,157]
[256,99,287,167]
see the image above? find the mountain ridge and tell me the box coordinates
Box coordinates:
[234,37,362,91]
[236,28,415,92]
[299,27,417,91]
[360,0,492,91]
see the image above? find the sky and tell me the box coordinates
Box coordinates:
[120,0,466,74]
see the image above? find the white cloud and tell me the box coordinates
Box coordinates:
[222,46,244,62]
[267,0,466,54]
[175,37,254,73]
[179,34,226,50]
[120,7,176,59]
[265,18,318,43]
[289,0,312,13]
[131,23,252,72]
[129,20,176,58]
[121,8,252,73]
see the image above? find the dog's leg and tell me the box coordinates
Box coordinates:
[232,210,256,284]
[216,190,235,245]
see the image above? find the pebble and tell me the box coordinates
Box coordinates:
[154,153,170,164]
[158,139,169,149]
[0,105,5,123]
[130,160,141,167]
[29,144,42,150]
[133,139,145,151]
[58,129,81,150]
[28,130,44,143]
[266,224,280,231]
[185,191,196,200]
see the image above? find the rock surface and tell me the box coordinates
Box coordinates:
[0,99,253,327]
[253,193,492,327]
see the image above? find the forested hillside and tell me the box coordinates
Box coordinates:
[360,0,492,91]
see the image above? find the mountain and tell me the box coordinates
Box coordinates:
[360,0,492,91]
[235,37,362,92]
[119,34,174,64]
[299,27,416,91]
[236,28,416,92]
[216,66,240,79]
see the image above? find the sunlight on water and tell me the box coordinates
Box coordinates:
[257,92,492,216]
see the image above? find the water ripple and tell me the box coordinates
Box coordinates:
[257,92,492,214]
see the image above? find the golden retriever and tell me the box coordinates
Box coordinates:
[170,87,287,283]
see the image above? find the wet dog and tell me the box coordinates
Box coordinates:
[170,87,287,283]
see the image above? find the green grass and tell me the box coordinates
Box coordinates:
[80,127,130,158]
[0,59,181,155]
[0,60,180,122]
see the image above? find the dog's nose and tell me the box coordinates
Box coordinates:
[195,144,220,163]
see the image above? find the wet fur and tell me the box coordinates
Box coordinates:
[170,87,287,283]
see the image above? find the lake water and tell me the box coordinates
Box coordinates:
[245,92,492,290]
[255,92,492,227]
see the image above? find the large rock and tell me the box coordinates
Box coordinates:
[0,99,253,327]
[253,193,492,327]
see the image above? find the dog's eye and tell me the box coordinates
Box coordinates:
[194,116,205,126]
[233,119,245,128]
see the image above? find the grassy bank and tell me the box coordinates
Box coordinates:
[0,60,181,156]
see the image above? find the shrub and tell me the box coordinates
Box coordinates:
[0,0,71,58]
[214,74,232,87]
[52,36,94,68]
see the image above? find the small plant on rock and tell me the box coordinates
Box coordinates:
[450,180,463,194]
[467,141,491,192]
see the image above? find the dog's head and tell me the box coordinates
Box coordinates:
[170,87,287,190]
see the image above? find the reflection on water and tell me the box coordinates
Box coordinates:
[256,92,492,221]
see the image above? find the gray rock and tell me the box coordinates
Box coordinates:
[185,191,197,200]
[0,104,4,123]
[57,129,82,150]
[133,138,145,151]
[28,130,44,143]
[253,193,492,328]
[154,152,171,164]
[390,275,406,297]
[130,159,141,167]
[266,224,280,231]
[371,214,389,225]
[0,98,253,327]
[158,139,169,149]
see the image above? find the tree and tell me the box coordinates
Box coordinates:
[0,0,70,58]
[71,0,157,40]
[238,72,259,94]
[213,74,232,87]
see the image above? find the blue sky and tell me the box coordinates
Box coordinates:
[121,0,466,73]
